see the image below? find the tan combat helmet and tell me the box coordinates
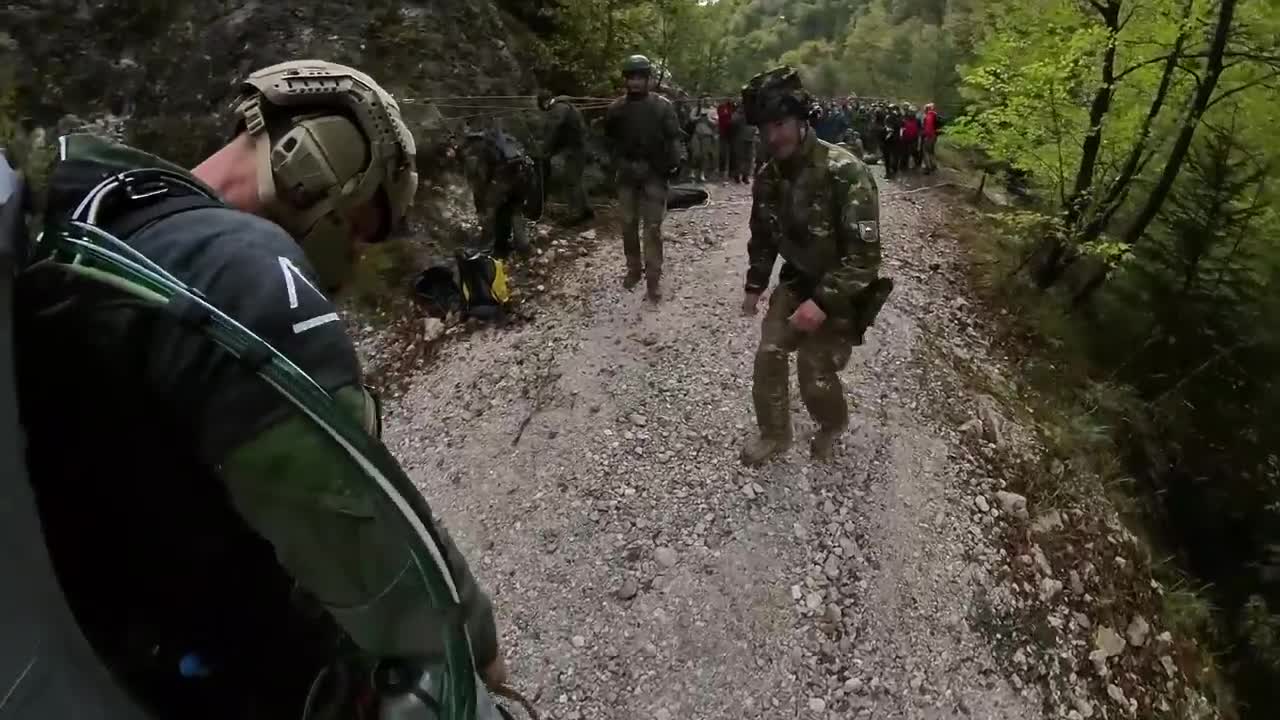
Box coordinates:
[232,60,419,290]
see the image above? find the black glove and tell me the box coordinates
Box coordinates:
[665,164,680,180]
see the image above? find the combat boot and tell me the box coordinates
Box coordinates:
[646,275,662,302]
[810,424,848,462]
[739,431,792,466]
[623,268,642,290]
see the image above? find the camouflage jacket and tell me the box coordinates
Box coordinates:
[746,130,881,320]
[603,92,682,179]
[541,96,585,157]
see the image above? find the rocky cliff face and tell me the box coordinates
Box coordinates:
[3,0,539,167]
[2,0,557,314]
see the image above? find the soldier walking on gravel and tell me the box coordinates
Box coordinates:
[603,54,682,302]
[739,67,894,465]
[537,91,593,225]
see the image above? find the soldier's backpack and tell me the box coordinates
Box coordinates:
[412,251,511,322]
[464,130,543,222]
[457,250,511,321]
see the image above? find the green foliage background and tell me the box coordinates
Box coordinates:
[520,0,1280,712]
[521,0,974,103]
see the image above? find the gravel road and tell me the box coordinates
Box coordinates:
[379,175,1041,719]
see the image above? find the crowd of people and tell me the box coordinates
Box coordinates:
[837,99,944,178]
[674,97,760,183]
[454,87,946,273]
[670,95,944,184]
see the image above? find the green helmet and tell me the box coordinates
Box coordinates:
[231,60,418,291]
[741,66,812,125]
[622,54,653,75]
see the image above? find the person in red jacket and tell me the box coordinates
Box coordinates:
[922,103,940,174]
[717,100,735,179]
[900,109,921,172]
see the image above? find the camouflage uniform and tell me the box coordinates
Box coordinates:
[690,109,719,181]
[837,128,866,159]
[741,69,891,463]
[462,130,533,256]
[731,108,755,182]
[754,131,770,175]
[882,107,903,178]
[540,95,590,221]
[737,121,752,180]
[604,70,682,298]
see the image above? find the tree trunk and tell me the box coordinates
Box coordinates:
[1063,0,1123,231]
[1120,0,1239,246]
[1069,264,1109,308]
[1035,0,1122,289]
[604,2,615,77]
[1077,0,1194,245]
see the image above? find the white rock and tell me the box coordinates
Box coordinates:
[1105,683,1127,706]
[572,635,586,648]
[977,398,1006,446]
[423,317,445,341]
[995,491,1029,521]
[974,495,990,513]
[654,547,678,568]
[1040,578,1064,600]
[1031,509,1064,534]
[1031,544,1053,576]
[1094,626,1126,658]
[808,698,826,713]
[1126,614,1150,647]
[1070,570,1085,595]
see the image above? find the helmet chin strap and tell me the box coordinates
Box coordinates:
[251,130,278,211]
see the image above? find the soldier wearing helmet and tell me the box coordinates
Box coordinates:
[603,53,683,301]
[536,90,592,225]
[738,66,893,465]
[14,59,506,709]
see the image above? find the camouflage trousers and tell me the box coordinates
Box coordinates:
[733,137,755,179]
[752,285,854,439]
[690,134,718,178]
[754,137,770,175]
[616,172,667,281]
[554,146,590,217]
[471,182,528,256]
